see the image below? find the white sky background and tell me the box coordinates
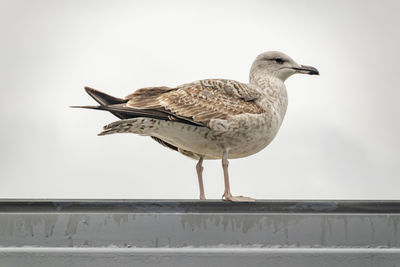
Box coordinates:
[0,0,399,199]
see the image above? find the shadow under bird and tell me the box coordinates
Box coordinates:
[72,51,319,201]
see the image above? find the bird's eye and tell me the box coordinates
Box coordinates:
[274,58,284,64]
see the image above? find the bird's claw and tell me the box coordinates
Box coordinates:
[222,193,255,202]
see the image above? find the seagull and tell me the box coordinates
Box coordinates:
[72,51,318,202]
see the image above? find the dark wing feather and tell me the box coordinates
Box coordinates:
[73,104,204,127]
[83,87,128,119]
[151,136,179,151]
[74,86,204,126]
[85,87,127,105]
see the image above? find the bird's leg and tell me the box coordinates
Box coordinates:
[221,150,232,199]
[221,150,255,202]
[196,156,206,200]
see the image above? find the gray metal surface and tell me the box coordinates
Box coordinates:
[0,200,399,266]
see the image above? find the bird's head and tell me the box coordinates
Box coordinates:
[250,51,319,82]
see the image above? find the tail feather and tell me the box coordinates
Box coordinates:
[98,118,154,136]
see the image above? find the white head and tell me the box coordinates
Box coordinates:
[250,51,319,83]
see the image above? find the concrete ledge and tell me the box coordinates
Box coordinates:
[1,199,400,213]
[1,200,399,266]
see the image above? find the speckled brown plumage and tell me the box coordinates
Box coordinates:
[125,79,264,127]
[73,51,319,201]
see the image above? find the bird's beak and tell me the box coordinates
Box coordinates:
[293,65,319,75]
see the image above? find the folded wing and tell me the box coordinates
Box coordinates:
[125,79,264,127]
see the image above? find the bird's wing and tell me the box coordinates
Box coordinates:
[125,79,264,127]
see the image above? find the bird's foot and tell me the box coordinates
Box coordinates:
[222,193,255,202]
[200,194,206,200]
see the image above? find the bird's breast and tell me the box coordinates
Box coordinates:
[215,111,284,159]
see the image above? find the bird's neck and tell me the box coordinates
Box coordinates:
[250,73,287,97]
[250,73,288,121]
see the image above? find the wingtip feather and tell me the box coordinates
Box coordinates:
[69,105,101,110]
[84,86,96,93]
